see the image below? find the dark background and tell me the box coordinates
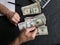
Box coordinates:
[15,0,60,45]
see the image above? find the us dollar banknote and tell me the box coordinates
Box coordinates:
[21,2,41,15]
[36,25,48,36]
[18,23,48,36]
[25,13,46,24]
[18,13,46,30]
[18,13,48,35]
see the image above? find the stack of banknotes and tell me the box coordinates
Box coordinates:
[18,13,48,36]
[18,0,48,36]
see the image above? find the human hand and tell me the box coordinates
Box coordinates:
[19,26,37,44]
[9,26,37,45]
[7,12,20,26]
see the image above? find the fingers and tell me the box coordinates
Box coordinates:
[26,26,36,34]
[25,26,37,40]
[19,27,37,43]
[13,14,20,23]
[16,13,20,19]
[31,29,37,39]
[15,13,20,21]
[11,12,20,25]
[12,17,18,24]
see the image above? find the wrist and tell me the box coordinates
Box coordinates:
[6,10,15,19]
[0,3,15,17]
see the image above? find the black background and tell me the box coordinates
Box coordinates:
[15,0,60,45]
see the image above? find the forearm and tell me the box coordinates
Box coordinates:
[0,3,21,45]
[9,36,22,45]
[0,3,14,17]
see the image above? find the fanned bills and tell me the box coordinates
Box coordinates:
[18,13,48,36]
[18,13,45,30]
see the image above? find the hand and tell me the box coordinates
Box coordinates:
[19,26,37,44]
[9,26,37,45]
[7,12,20,26]
[0,3,20,26]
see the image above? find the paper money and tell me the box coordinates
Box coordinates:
[25,13,46,24]
[18,19,43,30]
[31,18,44,27]
[21,2,41,15]
[36,25,48,36]
[25,17,34,22]
[18,22,27,30]
[35,13,46,24]
[18,13,46,30]
[18,13,48,35]
[18,23,48,35]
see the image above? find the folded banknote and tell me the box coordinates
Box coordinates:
[36,25,48,36]
[21,2,41,15]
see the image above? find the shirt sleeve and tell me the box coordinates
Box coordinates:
[0,0,6,5]
[0,0,15,12]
